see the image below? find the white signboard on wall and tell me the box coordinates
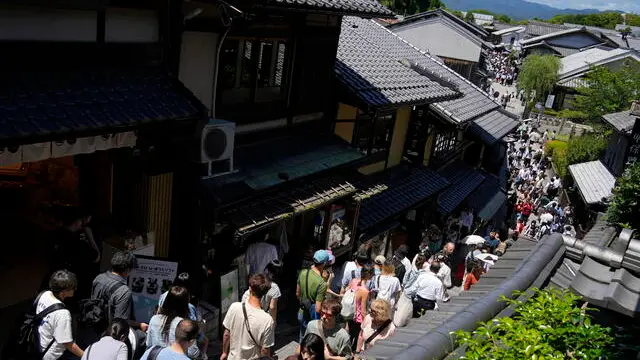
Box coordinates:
[129,257,178,323]
[545,95,555,109]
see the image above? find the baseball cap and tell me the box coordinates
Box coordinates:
[313,250,330,264]
[374,255,386,265]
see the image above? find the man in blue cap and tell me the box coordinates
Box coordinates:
[296,250,330,342]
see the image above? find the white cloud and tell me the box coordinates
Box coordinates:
[527,0,640,13]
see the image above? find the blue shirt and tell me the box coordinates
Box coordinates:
[140,347,189,360]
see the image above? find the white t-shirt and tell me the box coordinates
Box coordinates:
[241,282,281,312]
[372,275,401,308]
[37,291,73,360]
[222,302,275,360]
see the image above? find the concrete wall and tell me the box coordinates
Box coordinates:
[393,21,481,63]
[179,31,219,112]
[335,103,357,142]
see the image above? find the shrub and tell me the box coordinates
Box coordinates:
[565,133,608,167]
[607,163,640,230]
[455,288,615,359]
[544,140,567,158]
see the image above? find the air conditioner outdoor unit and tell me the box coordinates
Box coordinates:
[200,119,235,178]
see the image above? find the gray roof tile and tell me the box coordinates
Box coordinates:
[268,0,394,17]
[602,109,637,134]
[568,160,616,205]
[437,161,485,214]
[525,21,569,37]
[468,109,520,145]
[337,17,500,123]
[336,21,460,107]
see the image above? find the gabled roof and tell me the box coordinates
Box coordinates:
[338,17,502,124]
[262,0,394,18]
[388,8,490,42]
[521,27,619,50]
[336,19,461,108]
[559,47,640,79]
[602,109,637,134]
[468,108,520,145]
[492,26,525,36]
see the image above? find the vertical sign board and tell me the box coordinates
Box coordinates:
[624,117,640,171]
[129,256,179,323]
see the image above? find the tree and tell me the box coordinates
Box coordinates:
[574,64,640,120]
[517,55,561,103]
[455,288,615,359]
[463,11,474,23]
[607,162,640,230]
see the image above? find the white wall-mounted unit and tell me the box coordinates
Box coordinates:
[200,119,235,178]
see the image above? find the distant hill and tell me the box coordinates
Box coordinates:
[443,0,609,20]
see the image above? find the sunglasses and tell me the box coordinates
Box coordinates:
[319,310,335,318]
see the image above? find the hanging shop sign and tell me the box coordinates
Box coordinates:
[129,256,179,323]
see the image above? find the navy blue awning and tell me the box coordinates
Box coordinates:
[357,165,449,231]
[437,162,485,215]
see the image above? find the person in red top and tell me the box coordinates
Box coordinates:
[515,219,525,235]
[463,261,483,291]
[514,202,524,221]
[521,202,533,221]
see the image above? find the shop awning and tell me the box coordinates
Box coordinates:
[225,175,356,237]
[464,172,507,222]
[208,135,365,197]
[437,161,485,215]
[569,160,616,205]
[0,67,205,145]
[356,165,449,231]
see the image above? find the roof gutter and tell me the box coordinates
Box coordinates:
[391,233,565,360]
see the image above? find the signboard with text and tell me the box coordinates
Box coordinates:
[128,257,178,324]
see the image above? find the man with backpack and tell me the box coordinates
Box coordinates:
[37,270,84,360]
[297,250,330,342]
[340,251,369,294]
[85,252,147,356]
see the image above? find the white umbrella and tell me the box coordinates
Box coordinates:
[464,235,485,245]
[479,258,496,266]
[476,253,499,262]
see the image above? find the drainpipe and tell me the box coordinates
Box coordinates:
[211,16,233,118]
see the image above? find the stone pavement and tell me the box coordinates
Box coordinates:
[488,80,525,119]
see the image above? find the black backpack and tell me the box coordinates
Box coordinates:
[391,256,406,283]
[11,291,66,360]
[79,280,126,330]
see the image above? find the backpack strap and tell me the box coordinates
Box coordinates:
[34,295,66,359]
[104,280,126,322]
[242,303,261,349]
[148,346,164,360]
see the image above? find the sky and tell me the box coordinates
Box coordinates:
[527,0,640,13]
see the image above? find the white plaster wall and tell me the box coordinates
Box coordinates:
[105,8,158,43]
[179,31,218,111]
[0,8,96,41]
[394,21,481,63]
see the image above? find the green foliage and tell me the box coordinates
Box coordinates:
[544,139,567,158]
[607,163,640,230]
[455,288,615,359]
[545,140,569,178]
[382,0,441,16]
[565,132,608,167]
[517,55,561,103]
[573,65,640,121]
[463,11,474,22]
[548,12,629,29]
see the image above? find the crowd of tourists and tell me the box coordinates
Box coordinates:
[506,127,576,241]
[485,50,518,86]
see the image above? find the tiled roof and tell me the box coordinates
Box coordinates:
[207,135,364,193]
[525,21,568,37]
[610,35,640,51]
[336,19,461,107]
[266,0,394,18]
[559,48,640,78]
[549,45,580,57]
[492,26,525,36]
[0,68,203,142]
[340,17,500,124]
[356,165,449,231]
[602,109,637,134]
[557,76,588,89]
[437,161,485,214]
[521,28,583,45]
[394,9,490,40]
[468,109,520,145]
[568,160,616,205]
